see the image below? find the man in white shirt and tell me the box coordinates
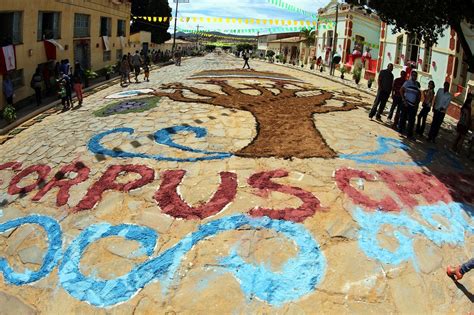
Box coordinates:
[428,82,452,143]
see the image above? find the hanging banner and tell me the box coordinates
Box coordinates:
[2,45,16,72]
[102,36,111,51]
[266,0,316,18]
[134,16,318,27]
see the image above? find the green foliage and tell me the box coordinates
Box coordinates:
[93,97,160,117]
[236,43,255,52]
[131,0,172,44]
[352,67,362,82]
[266,50,275,58]
[299,27,316,47]
[2,104,16,122]
[205,45,217,51]
[84,69,98,79]
[105,64,115,75]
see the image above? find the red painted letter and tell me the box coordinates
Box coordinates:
[73,164,155,212]
[32,161,90,206]
[377,170,452,209]
[154,170,237,220]
[248,170,322,222]
[8,165,51,195]
[0,162,22,185]
[335,168,399,211]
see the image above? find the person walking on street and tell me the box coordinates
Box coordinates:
[369,63,394,121]
[73,62,84,106]
[242,50,251,69]
[120,55,131,86]
[31,68,43,106]
[447,258,474,280]
[399,71,421,138]
[416,80,436,136]
[428,82,452,143]
[131,51,142,83]
[387,70,406,126]
[451,93,472,153]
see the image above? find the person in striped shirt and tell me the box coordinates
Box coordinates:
[399,71,421,138]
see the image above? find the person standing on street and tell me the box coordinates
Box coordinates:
[120,55,131,87]
[73,62,85,106]
[388,70,406,126]
[416,80,435,136]
[399,71,421,138]
[2,73,14,107]
[447,258,474,280]
[428,82,452,143]
[369,63,394,121]
[131,51,142,83]
[242,50,251,69]
[30,68,43,106]
[451,93,472,153]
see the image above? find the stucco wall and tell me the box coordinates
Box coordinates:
[0,0,131,109]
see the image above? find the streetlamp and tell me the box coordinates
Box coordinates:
[330,1,339,75]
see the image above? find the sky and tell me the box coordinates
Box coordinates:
[168,0,332,35]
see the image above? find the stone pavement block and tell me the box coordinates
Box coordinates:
[0,291,36,315]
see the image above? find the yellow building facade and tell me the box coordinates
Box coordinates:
[0,0,132,109]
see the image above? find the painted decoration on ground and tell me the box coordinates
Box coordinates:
[88,126,232,162]
[340,136,462,169]
[0,213,326,307]
[354,202,473,269]
[148,71,367,159]
[105,89,155,99]
[93,97,160,117]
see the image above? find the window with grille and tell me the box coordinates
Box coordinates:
[74,14,90,38]
[10,69,24,90]
[116,49,123,61]
[103,50,111,61]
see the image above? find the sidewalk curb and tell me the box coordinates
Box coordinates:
[0,61,175,136]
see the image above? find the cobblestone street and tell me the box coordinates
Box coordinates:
[0,53,473,314]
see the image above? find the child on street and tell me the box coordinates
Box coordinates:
[144,63,150,82]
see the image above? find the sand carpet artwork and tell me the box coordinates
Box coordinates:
[151,69,369,159]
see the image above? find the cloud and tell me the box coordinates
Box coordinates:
[168,0,332,34]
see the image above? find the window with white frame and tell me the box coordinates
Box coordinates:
[422,43,432,73]
[405,33,421,67]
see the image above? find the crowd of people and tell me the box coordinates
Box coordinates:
[370,63,472,154]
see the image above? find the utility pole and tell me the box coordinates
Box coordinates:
[196,24,200,50]
[330,1,339,75]
[171,0,179,55]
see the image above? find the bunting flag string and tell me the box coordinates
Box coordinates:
[133,15,335,31]
[265,0,317,18]
[133,16,327,27]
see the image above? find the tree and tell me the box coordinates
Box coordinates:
[344,0,474,72]
[299,27,316,64]
[150,79,366,158]
[131,0,172,44]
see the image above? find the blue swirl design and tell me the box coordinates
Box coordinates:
[0,215,62,285]
[0,214,325,307]
[59,215,325,307]
[354,202,473,268]
[88,126,232,162]
[340,137,437,166]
